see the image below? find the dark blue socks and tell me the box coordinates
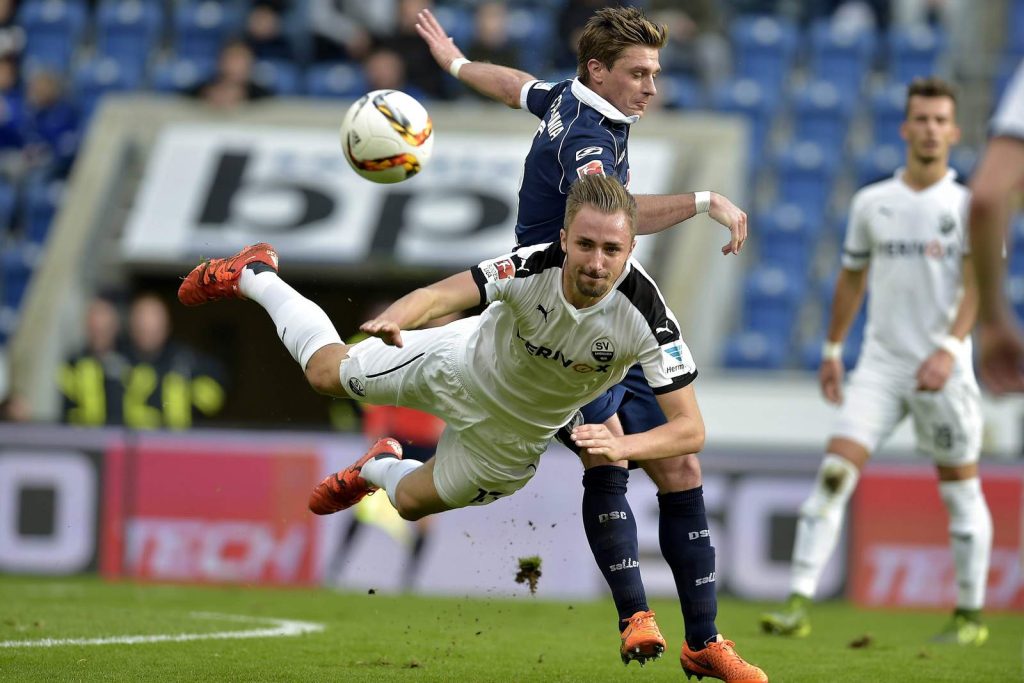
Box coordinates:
[659,486,719,650]
[582,465,648,631]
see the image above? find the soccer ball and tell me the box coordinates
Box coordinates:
[339,89,434,184]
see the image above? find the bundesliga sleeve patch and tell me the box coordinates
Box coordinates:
[576,159,604,178]
[480,257,516,282]
[660,341,695,376]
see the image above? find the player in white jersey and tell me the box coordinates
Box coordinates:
[970,58,1024,393]
[761,78,993,646]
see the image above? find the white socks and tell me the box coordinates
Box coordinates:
[361,456,422,507]
[239,269,342,369]
[939,478,992,611]
[790,454,860,598]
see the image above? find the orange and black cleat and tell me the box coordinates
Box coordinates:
[308,437,404,515]
[680,635,768,682]
[619,610,666,666]
[177,242,279,306]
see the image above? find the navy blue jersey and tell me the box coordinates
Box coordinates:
[515,78,637,247]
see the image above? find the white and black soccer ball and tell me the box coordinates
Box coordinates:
[339,89,434,184]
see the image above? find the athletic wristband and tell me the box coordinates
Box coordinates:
[822,341,843,361]
[448,57,470,79]
[694,191,711,214]
[939,334,965,356]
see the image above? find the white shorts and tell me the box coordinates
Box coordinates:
[832,362,982,465]
[339,318,547,508]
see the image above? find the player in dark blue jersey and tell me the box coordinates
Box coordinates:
[418,7,764,681]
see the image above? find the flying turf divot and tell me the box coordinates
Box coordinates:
[0,612,325,648]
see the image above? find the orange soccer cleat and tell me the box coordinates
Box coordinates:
[619,610,666,666]
[308,437,404,515]
[177,242,279,306]
[680,635,768,682]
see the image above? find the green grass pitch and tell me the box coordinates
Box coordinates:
[0,575,1020,681]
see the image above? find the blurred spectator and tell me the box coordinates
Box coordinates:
[649,0,729,87]
[0,54,24,154]
[188,40,272,109]
[0,0,25,60]
[363,46,424,99]
[465,2,521,71]
[124,292,226,430]
[310,0,396,63]
[23,69,79,178]
[59,294,130,426]
[376,0,446,99]
[555,0,615,70]
[244,1,294,62]
[0,393,29,421]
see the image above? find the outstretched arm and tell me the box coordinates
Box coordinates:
[360,271,480,347]
[415,8,536,108]
[635,192,748,254]
[570,384,705,461]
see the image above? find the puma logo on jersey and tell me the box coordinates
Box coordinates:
[536,304,552,322]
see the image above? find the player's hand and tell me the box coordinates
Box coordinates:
[360,319,405,348]
[819,358,844,404]
[708,192,747,255]
[571,423,626,462]
[414,9,465,73]
[978,317,1024,394]
[916,349,954,391]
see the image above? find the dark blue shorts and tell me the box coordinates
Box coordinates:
[580,363,667,434]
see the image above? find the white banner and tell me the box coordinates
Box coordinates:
[121,123,672,268]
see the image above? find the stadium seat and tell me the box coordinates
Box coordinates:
[1006,0,1024,55]
[21,178,62,245]
[886,24,946,85]
[74,57,146,121]
[742,265,801,341]
[949,145,978,182]
[0,241,38,310]
[150,56,216,92]
[173,0,243,62]
[506,7,556,76]
[304,63,368,99]
[252,60,301,96]
[756,203,816,276]
[723,330,788,370]
[790,79,855,149]
[710,77,780,167]
[808,19,876,93]
[96,0,164,66]
[660,74,704,110]
[869,81,907,149]
[18,0,89,74]
[855,144,902,189]
[774,141,840,221]
[729,15,799,92]
[0,180,15,236]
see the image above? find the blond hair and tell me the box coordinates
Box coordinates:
[564,174,638,237]
[576,7,668,84]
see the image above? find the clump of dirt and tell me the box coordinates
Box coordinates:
[515,556,543,594]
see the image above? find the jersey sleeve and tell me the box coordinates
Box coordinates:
[522,79,568,117]
[841,191,872,270]
[637,314,698,395]
[557,126,618,192]
[470,242,555,304]
[991,59,1024,140]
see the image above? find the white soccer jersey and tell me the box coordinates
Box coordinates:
[463,241,697,438]
[842,169,972,369]
[991,58,1024,140]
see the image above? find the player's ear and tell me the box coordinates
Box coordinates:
[559,228,567,251]
[587,58,604,84]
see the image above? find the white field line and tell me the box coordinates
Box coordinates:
[0,612,324,648]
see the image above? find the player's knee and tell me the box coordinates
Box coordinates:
[392,489,427,522]
[800,455,860,516]
[642,452,702,490]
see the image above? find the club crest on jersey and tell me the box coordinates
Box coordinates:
[481,258,516,282]
[576,160,604,178]
[348,377,366,397]
[591,337,615,363]
[938,212,956,235]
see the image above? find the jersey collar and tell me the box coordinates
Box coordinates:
[571,78,639,125]
[893,167,957,192]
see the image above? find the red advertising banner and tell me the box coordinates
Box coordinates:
[850,466,1024,610]
[102,439,320,585]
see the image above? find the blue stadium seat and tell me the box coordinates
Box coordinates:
[775,141,840,221]
[855,144,902,189]
[730,15,799,92]
[506,7,555,76]
[96,0,164,66]
[808,19,876,92]
[0,241,37,310]
[21,178,62,244]
[150,56,216,92]
[710,77,780,166]
[660,74,703,110]
[790,79,855,149]
[0,180,15,236]
[173,0,243,62]
[869,81,906,149]
[742,265,801,341]
[252,60,301,96]
[949,145,978,182]
[723,330,788,370]
[886,24,946,85]
[1006,0,1024,55]
[757,202,816,276]
[304,63,368,99]
[18,0,89,74]
[74,57,146,120]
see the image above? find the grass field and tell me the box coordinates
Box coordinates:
[0,575,1020,682]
